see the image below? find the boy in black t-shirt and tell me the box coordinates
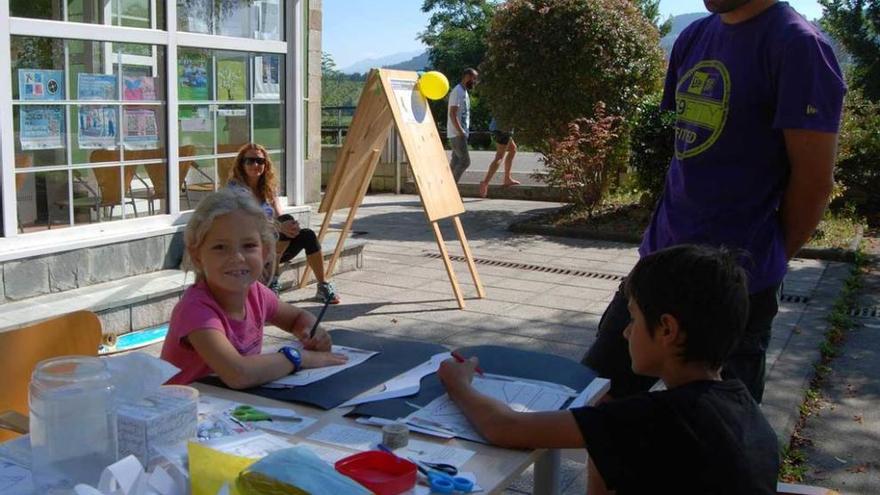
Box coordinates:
[438,245,780,494]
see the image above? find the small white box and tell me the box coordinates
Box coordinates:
[117,385,198,465]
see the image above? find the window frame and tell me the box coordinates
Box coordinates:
[0,0,306,249]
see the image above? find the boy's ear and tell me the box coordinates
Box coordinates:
[657,313,683,348]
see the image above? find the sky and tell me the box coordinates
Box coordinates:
[323,0,825,69]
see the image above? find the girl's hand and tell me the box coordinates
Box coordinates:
[438,357,478,393]
[301,350,348,369]
[299,325,332,351]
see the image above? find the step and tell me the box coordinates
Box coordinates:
[0,236,366,337]
[402,180,564,202]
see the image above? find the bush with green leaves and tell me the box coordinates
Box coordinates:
[539,103,623,215]
[479,0,664,152]
[629,93,675,206]
[833,88,880,219]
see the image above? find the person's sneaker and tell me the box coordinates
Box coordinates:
[316,281,341,304]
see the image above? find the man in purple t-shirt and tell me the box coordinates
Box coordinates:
[583,0,846,403]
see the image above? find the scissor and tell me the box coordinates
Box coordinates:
[231,405,302,423]
[377,443,458,477]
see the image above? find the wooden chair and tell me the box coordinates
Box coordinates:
[130,145,198,213]
[185,143,242,198]
[0,311,103,442]
[14,153,32,232]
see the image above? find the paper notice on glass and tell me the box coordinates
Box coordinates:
[78,73,117,100]
[389,78,427,124]
[124,76,157,101]
[19,69,64,101]
[253,55,280,99]
[123,108,159,149]
[405,376,571,443]
[180,107,212,132]
[0,460,33,495]
[20,106,64,150]
[261,344,379,388]
[78,105,118,149]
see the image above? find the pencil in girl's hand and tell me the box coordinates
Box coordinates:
[451,350,484,376]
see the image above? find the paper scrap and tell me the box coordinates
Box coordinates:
[203,431,294,459]
[341,352,450,407]
[262,344,379,388]
[307,424,379,452]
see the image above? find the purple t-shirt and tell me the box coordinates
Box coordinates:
[640,2,846,293]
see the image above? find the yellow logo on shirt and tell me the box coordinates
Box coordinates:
[674,60,731,160]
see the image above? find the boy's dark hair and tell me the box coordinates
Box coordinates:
[462,68,478,78]
[624,245,750,368]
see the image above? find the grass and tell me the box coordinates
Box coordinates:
[778,248,866,483]
[537,192,865,251]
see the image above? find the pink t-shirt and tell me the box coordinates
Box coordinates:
[161,281,279,385]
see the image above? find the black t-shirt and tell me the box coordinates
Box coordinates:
[571,380,779,494]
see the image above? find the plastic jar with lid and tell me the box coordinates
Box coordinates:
[29,356,118,493]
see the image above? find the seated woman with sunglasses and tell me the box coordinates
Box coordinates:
[226,143,340,304]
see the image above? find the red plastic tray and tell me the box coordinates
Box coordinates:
[335,450,418,495]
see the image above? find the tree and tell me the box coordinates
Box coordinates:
[419,0,498,136]
[479,0,664,151]
[820,0,880,101]
[633,0,673,37]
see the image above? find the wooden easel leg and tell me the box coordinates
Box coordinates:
[299,150,354,289]
[452,216,485,299]
[432,221,466,309]
[326,149,381,279]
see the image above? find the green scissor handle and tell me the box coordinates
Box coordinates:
[232,405,272,422]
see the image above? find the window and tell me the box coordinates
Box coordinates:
[11,36,167,232]
[177,49,285,211]
[10,0,165,29]
[177,0,283,41]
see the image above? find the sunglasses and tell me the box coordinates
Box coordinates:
[243,156,266,166]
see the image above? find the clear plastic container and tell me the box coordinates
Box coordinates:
[29,356,118,493]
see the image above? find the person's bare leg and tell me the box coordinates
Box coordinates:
[587,457,612,495]
[307,251,327,284]
[503,139,521,186]
[480,143,507,198]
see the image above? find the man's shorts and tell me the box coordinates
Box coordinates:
[492,130,513,145]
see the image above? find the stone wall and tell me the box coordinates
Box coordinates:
[304,0,324,203]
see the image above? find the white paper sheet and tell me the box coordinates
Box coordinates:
[203,431,294,459]
[306,424,475,469]
[405,376,572,442]
[341,352,451,407]
[261,345,379,388]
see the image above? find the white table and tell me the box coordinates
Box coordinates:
[196,383,565,495]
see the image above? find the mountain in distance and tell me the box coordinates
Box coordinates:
[340,49,425,75]
[660,13,708,55]
[387,51,431,72]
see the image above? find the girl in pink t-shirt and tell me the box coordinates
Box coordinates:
[161,188,347,387]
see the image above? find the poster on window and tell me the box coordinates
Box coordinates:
[179,52,209,100]
[217,59,246,101]
[18,69,65,101]
[21,106,65,150]
[180,106,212,132]
[123,76,157,100]
[78,73,117,100]
[123,108,159,149]
[254,55,280,100]
[78,106,118,149]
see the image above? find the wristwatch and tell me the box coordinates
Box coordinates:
[278,346,302,372]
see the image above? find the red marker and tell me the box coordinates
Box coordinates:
[451,351,484,376]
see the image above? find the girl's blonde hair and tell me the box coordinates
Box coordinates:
[228,143,278,207]
[182,188,277,282]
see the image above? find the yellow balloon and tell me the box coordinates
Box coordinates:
[419,71,450,100]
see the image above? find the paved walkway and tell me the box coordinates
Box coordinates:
[269,194,850,494]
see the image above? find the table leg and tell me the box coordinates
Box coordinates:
[533,449,562,495]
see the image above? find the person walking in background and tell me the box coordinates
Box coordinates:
[479,117,521,198]
[447,68,478,183]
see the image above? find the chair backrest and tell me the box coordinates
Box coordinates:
[14,153,32,190]
[89,150,143,206]
[0,311,102,442]
[217,143,244,188]
[143,145,198,199]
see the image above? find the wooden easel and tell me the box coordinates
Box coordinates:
[299,69,484,309]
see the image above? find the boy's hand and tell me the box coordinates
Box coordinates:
[438,357,478,392]
[300,349,348,369]
[299,325,332,351]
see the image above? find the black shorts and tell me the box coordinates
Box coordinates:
[492,130,512,145]
[276,214,321,263]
